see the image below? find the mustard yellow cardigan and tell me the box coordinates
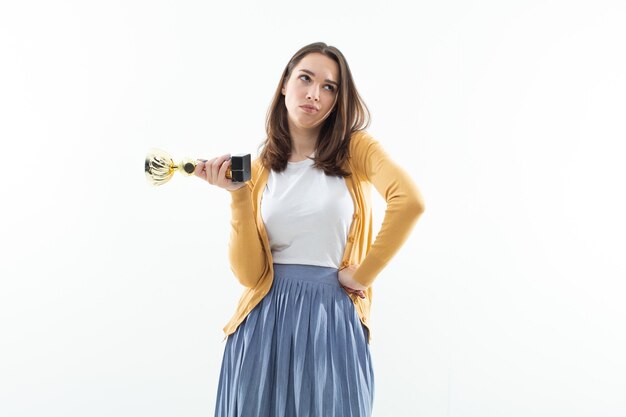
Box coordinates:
[223,130,425,343]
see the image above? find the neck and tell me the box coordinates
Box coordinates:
[288,121,319,158]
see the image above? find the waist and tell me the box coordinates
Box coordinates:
[272,263,340,286]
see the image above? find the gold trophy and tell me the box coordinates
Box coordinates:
[145,148,251,186]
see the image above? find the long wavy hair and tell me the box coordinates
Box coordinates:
[258,42,371,177]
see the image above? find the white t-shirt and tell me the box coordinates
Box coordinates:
[260,155,354,268]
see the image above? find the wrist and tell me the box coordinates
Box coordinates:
[350,280,368,291]
[339,271,368,291]
[228,184,250,197]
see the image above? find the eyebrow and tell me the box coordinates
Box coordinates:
[298,69,339,88]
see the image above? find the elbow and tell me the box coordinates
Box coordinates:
[229,264,262,288]
[406,195,425,219]
[397,181,425,219]
[228,253,265,288]
[227,234,267,288]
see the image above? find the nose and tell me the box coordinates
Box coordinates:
[306,85,320,101]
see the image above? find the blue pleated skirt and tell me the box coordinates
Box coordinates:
[214,263,375,417]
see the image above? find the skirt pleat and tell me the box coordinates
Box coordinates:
[214,263,375,417]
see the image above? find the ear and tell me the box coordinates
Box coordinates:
[281,77,288,95]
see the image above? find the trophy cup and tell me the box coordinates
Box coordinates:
[145,149,251,186]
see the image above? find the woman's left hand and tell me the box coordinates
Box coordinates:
[338,264,367,299]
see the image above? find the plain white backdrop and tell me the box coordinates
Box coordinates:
[1,1,625,416]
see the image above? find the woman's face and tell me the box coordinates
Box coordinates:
[281,52,340,132]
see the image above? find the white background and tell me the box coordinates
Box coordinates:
[1,1,625,416]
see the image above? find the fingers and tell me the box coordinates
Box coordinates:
[194,159,209,180]
[195,154,230,184]
[208,154,230,184]
[341,285,366,299]
[217,158,231,185]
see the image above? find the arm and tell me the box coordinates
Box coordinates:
[226,175,267,288]
[351,132,426,288]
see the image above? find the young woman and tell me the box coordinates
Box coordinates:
[195,42,425,417]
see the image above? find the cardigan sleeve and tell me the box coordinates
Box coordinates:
[226,161,266,288]
[350,132,426,288]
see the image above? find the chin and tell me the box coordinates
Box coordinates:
[296,119,319,129]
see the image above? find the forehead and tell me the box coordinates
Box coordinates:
[294,53,339,81]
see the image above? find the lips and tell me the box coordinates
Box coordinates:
[300,105,319,113]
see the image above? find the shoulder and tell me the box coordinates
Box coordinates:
[348,129,381,167]
[251,156,261,175]
[347,129,395,181]
[249,155,266,185]
[348,129,379,157]
[349,129,372,148]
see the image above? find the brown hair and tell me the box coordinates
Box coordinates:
[258,42,371,177]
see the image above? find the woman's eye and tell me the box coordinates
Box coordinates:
[299,74,335,92]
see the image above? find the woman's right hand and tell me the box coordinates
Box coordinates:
[194,153,247,192]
